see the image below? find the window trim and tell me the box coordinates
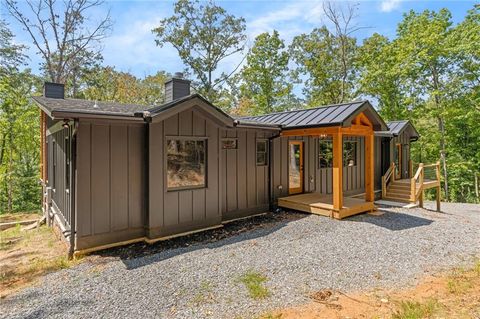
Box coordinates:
[343,140,358,167]
[256,139,269,166]
[318,138,333,169]
[165,136,208,192]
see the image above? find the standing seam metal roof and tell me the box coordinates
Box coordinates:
[240,101,367,128]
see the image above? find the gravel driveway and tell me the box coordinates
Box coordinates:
[2,202,480,319]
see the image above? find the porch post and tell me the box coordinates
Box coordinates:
[365,133,374,202]
[332,128,343,210]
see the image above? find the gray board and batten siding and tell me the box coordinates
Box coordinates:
[148,106,276,239]
[75,119,146,250]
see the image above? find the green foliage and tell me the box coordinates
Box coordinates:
[290,26,358,106]
[237,31,293,115]
[237,270,270,299]
[0,21,41,213]
[392,299,441,319]
[152,0,246,103]
[358,6,480,203]
[80,66,169,106]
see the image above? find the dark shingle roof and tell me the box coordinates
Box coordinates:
[387,120,419,138]
[33,96,146,117]
[240,101,388,130]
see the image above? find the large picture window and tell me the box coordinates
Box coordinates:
[318,139,333,168]
[343,141,357,167]
[167,138,206,190]
[256,140,268,166]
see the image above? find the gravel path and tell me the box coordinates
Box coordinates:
[2,202,480,319]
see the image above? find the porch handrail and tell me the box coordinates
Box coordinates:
[411,163,424,202]
[381,162,395,198]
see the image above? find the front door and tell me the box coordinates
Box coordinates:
[394,143,402,179]
[288,141,303,194]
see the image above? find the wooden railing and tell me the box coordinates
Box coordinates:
[381,162,395,198]
[382,161,441,210]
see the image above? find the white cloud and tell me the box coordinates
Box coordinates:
[380,0,402,12]
[247,1,325,41]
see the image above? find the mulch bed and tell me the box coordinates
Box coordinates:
[94,210,306,260]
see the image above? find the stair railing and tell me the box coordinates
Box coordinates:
[382,162,395,198]
[410,163,424,202]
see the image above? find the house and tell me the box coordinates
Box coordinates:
[34,76,438,255]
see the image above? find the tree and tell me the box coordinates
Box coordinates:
[80,66,169,106]
[152,0,246,103]
[393,9,454,199]
[0,19,26,72]
[237,31,293,115]
[357,33,408,120]
[0,21,40,213]
[5,0,112,92]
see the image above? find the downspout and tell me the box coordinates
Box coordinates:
[139,112,152,237]
[68,120,78,259]
[268,132,281,211]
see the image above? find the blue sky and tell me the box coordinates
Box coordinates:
[3,0,476,78]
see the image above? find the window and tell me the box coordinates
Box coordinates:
[343,141,357,167]
[318,139,333,168]
[256,140,268,166]
[221,138,237,149]
[166,139,206,190]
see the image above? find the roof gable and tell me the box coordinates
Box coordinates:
[387,120,419,139]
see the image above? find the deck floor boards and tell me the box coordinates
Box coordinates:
[278,193,375,219]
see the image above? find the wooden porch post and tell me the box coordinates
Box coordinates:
[365,133,374,202]
[332,129,343,210]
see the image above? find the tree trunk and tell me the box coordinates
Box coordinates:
[431,65,449,200]
[475,171,479,200]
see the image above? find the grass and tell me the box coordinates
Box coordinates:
[392,299,441,319]
[238,270,270,300]
[192,280,215,305]
[0,219,80,297]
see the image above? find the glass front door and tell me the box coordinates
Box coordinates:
[288,141,303,194]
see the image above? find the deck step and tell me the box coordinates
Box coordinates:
[387,189,411,196]
[388,183,411,190]
[383,195,412,203]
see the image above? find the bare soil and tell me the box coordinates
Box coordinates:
[268,262,480,319]
[0,212,75,298]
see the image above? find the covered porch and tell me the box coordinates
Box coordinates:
[277,112,376,219]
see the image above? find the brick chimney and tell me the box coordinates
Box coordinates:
[164,72,191,102]
[44,82,65,99]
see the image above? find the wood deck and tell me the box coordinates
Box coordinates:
[278,193,375,219]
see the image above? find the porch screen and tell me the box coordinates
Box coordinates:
[166,139,206,190]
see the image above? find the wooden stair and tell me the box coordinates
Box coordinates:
[384,180,415,202]
[381,161,442,211]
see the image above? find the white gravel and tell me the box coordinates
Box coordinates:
[2,201,480,319]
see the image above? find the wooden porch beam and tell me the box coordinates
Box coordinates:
[332,128,343,210]
[281,125,373,137]
[365,133,375,202]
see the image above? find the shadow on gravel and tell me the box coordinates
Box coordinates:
[93,211,308,271]
[2,291,91,319]
[349,210,433,231]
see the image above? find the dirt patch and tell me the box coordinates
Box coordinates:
[0,212,41,224]
[0,214,79,298]
[267,261,480,319]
